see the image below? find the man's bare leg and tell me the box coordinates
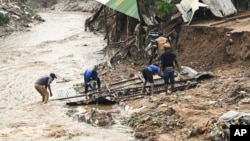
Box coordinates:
[165,84,169,95]
[170,84,174,94]
[148,83,154,102]
[142,81,147,94]
[150,83,154,96]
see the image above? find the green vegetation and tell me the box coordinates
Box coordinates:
[128,117,140,127]
[0,13,10,26]
[155,0,173,17]
[143,0,173,17]
[24,4,36,17]
[18,0,36,17]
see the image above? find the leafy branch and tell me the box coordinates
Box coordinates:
[143,0,173,17]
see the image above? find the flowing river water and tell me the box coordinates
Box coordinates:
[0,11,135,141]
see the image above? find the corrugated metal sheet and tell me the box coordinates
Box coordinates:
[202,0,237,17]
[176,0,237,25]
[176,0,202,24]
[52,87,80,101]
[96,0,140,20]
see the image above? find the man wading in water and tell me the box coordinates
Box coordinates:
[34,73,57,104]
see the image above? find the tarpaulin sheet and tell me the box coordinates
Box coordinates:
[96,0,140,20]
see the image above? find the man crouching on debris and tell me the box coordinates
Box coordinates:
[34,73,57,104]
[141,64,164,102]
[160,42,180,95]
[83,66,101,94]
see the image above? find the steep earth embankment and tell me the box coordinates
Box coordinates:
[177,25,250,71]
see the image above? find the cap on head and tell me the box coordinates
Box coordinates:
[50,73,57,79]
[164,42,171,48]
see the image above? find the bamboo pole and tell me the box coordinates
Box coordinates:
[103,6,110,45]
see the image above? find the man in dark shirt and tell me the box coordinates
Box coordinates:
[160,43,180,95]
[34,73,57,104]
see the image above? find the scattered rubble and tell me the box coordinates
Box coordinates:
[67,107,115,127]
[0,2,44,36]
[209,111,250,141]
[121,107,184,139]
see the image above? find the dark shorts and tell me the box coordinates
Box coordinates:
[141,68,154,83]
[163,67,175,84]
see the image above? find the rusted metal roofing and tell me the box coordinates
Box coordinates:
[176,0,237,24]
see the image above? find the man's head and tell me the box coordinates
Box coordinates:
[50,73,57,79]
[93,65,98,71]
[164,42,171,48]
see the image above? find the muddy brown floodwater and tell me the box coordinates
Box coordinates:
[0,11,135,141]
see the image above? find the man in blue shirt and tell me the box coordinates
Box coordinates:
[84,68,101,94]
[141,64,163,102]
[34,73,57,104]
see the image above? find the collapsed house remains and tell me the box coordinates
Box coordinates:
[52,66,214,105]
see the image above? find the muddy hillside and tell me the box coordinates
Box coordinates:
[177,25,250,71]
[82,2,249,73]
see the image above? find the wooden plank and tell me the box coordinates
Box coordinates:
[51,87,78,100]
[52,76,197,102]
[104,79,111,92]
[211,14,250,26]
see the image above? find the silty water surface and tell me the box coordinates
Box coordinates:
[0,11,135,141]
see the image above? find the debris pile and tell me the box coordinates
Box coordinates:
[67,107,115,127]
[121,107,184,139]
[209,111,250,141]
[0,2,44,36]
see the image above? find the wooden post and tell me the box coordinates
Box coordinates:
[126,16,129,45]
[104,80,111,92]
[115,12,118,43]
[103,6,110,46]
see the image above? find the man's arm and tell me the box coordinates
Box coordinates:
[84,71,90,93]
[154,41,159,49]
[47,84,53,97]
[160,63,164,74]
[85,83,89,94]
[157,67,164,78]
[173,58,180,72]
[97,77,101,90]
